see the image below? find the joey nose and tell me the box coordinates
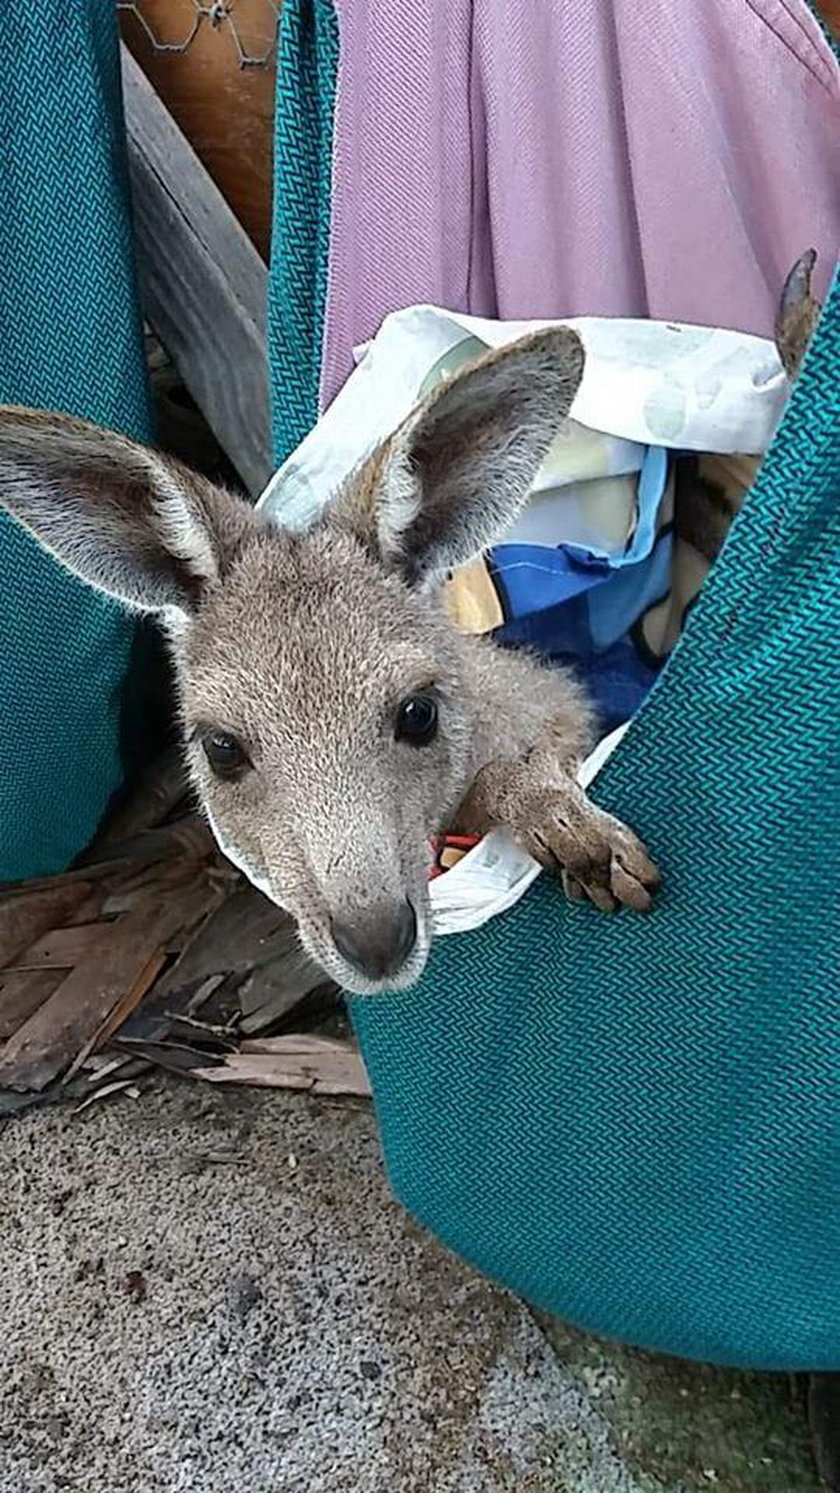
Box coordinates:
[331,900,417,981]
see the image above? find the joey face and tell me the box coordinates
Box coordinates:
[177,524,477,992]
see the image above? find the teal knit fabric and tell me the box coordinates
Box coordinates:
[352,269,840,1370]
[268,0,339,465]
[269,0,838,1366]
[0,6,152,880]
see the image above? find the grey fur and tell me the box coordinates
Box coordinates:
[0,330,657,995]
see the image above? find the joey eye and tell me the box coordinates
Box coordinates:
[395,692,438,747]
[201,730,251,781]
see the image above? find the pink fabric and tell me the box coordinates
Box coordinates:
[321,0,840,408]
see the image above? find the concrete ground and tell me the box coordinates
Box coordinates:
[0,1080,820,1493]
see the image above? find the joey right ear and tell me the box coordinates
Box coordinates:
[0,406,258,618]
[332,326,586,588]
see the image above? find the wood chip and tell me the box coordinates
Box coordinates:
[0,878,219,1092]
[0,969,65,1043]
[0,882,93,968]
[62,946,168,1085]
[194,1036,371,1097]
[116,1038,224,1077]
[73,1079,139,1115]
[4,922,109,972]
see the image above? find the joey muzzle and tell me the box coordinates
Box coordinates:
[330,899,418,981]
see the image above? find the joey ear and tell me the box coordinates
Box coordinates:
[0,406,257,617]
[774,250,821,380]
[340,326,584,586]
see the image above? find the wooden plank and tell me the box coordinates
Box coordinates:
[121,45,273,497]
[119,2,276,259]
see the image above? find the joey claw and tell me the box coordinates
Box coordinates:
[610,860,654,912]
[517,790,660,914]
[561,870,590,904]
[594,809,660,912]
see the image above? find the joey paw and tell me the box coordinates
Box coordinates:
[518,793,660,912]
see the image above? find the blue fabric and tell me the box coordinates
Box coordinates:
[493,446,670,617]
[492,446,673,731]
[268,0,340,465]
[0,6,152,879]
[352,268,840,1370]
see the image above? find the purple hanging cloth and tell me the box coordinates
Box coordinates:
[320,0,839,409]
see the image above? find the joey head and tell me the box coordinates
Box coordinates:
[0,328,658,994]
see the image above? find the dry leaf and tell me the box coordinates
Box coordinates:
[116,1038,224,1077]
[164,883,300,987]
[0,861,131,896]
[79,1053,135,1081]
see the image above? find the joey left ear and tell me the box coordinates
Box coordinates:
[0,406,258,619]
